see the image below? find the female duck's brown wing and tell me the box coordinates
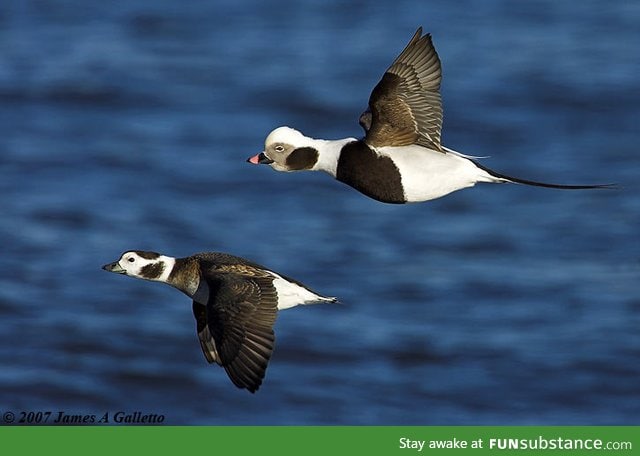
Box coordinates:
[363,27,444,151]
[192,273,278,393]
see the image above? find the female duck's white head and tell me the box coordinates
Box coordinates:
[102,250,175,282]
[247,126,321,172]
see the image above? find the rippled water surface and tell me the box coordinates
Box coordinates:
[1,0,639,424]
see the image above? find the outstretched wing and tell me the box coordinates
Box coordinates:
[192,274,278,393]
[363,27,443,151]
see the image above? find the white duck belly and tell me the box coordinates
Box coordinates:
[377,145,497,203]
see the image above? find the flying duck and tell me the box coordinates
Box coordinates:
[247,27,610,204]
[102,250,337,393]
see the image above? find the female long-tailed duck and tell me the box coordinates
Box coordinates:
[247,27,610,204]
[102,250,337,393]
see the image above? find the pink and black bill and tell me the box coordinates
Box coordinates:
[247,152,273,165]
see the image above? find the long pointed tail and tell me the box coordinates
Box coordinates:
[472,160,615,190]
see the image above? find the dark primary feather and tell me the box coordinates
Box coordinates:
[192,271,278,394]
[364,27,444,150]
[192,302,218,363]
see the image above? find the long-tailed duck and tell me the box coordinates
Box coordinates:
[102,250,337,393]
[247,27,611,204]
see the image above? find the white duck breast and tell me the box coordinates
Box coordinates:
[102,250,337,393]
[248,27,612,204]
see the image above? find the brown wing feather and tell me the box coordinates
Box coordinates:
[192,274,278,393]
[192,302,219,364]
[364,27,444,151]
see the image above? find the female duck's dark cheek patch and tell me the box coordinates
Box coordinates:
[285,147,319,170]
[140,262,165,279]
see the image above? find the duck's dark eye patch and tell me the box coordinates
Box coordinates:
[128,257,135,263]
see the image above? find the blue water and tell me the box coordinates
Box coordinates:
[1,0,638,425]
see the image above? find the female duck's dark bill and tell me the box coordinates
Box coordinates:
[247,152,274,165]
[102,262,126,273]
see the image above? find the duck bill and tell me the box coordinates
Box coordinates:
[246,152,274,165]
[102,261,126,274]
